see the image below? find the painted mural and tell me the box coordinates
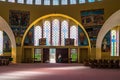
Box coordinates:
[9,10,30,46]
[3,32,11,52]
[101,31,110,52]
[78,26,88,46]
[81,9,104,47]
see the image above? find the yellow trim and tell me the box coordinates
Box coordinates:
[21,14,91,51]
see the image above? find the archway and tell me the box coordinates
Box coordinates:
[22,14,91,63]
[96,9,120,59]
[0,16,16,63]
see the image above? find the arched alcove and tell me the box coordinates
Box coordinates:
[21,14,91,63]
[0,16,16,63]
[96,9,120,59]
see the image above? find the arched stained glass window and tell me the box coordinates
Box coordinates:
[34,26,42,46]
[70,25,78,46]
[52,19,60,46]
[0,31,3,54]
[43,21,51,46]
[17,0,24,3]
[111,30,116,56]
[35,0,41,5]
[61,20,68,46]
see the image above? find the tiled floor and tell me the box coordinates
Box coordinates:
[0,63,120,80]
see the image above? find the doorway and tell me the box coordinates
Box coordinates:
[49,48,56,63]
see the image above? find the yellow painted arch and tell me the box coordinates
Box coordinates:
[21,14,91,50]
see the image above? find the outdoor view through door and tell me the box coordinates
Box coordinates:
[49,48,56,63]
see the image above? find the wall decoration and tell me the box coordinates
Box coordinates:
[101,31,110,52]
[81,9,104,47]
[78,26,88,46]
[24,27,34,46]
[9,10,30,46]
[3,32,11,52]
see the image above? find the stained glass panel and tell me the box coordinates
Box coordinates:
[61,20,68,46]
[0,31,3,54]
[52,19,60,46]
[34,26,42,46]
[43,21,51,46]
[70,25,78,46]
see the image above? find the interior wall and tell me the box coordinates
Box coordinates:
[0,0,120,61]
[0,0,120,25]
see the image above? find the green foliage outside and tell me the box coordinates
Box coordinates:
[71,53,77,61]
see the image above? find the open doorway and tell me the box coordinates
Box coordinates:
[49,48,56,63]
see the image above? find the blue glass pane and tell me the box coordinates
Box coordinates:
[88,0,95,2]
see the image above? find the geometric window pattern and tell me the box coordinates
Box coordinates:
[34,19,83,46]
[111,28,119,56]
[61,20,68,46]
[70,25,78,46]
[0,0,102,5]
[43,21,51,46]
[34,26,42,46]
[52,19,60,46]
[0,31,3,54]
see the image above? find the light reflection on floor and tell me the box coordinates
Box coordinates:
[0,64,120,80]
[49,66,90,70]
[0,71,50,80]
[0,65,89,80]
